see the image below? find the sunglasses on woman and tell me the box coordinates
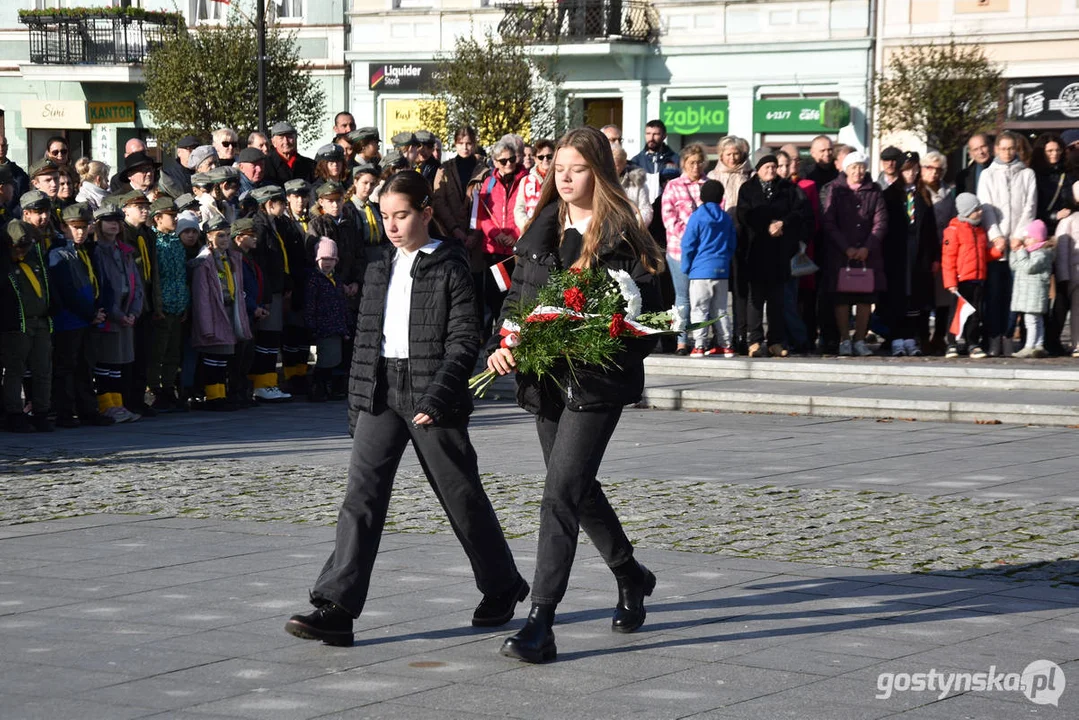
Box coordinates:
[535,154,553,162]
[494,157,516,166]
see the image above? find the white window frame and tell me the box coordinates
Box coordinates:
[190,0,229,26]
[270,0,305,23]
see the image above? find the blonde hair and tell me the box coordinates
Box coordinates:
[528,126,664,274]
[77,158,109,184]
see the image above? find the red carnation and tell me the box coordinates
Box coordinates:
[568,267,582,275]
[609,313,627,338]
[563,287,586,312]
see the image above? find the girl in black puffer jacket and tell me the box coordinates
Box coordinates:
[487,127,666,664]
[284,171,526,649]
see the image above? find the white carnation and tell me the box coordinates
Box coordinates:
[607,268,642,321]
[670,304,687,332]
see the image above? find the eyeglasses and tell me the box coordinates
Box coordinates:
[535,153,553,162]
[220,141,236,148]
[609,137,623,144]
[49,149,68,156]
[494,157,516,166]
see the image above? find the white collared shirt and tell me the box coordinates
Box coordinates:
[565,214,592,234]
[381,239,442,359]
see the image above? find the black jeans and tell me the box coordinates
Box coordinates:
[311,358,520,617]
[983,261,1012,347]
[747,280,785,346]
[532,402,633,605]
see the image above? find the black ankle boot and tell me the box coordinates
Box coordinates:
[500,603,556,663]
[284,603,354,646]
[611,560,656,633]
[472,575,529,627]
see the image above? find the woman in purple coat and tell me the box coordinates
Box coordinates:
[822,151,888,356]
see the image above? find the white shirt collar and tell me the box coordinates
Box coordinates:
[395,239,441,262]
[564,214,592,234]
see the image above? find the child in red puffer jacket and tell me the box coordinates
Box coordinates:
[941,192,1004,358]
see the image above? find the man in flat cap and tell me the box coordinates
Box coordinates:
[2,219,55,432]
[160,135,201,199]
[265,121,316,186]
[877,146,904,190]
[349,127,382,167]
[236,147,267,198]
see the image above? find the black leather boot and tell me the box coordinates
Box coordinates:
[500,603,556,663]
[284,603,354,647]
[472,575,529,627]
[611,560,656,633]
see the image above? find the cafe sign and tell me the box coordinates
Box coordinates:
[20,99,90,130]
[89,101,136,124]
[754,99,851,133]
[660,100,729,135]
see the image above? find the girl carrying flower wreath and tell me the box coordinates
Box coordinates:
[486,126,666,664]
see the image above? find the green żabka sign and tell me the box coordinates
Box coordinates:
[661,100,729,135]
[754,99,851,133]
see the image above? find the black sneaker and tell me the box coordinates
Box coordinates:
[285,604,354,646]
[55,414,81,429]
[472,576,529,627]
[31,414,54,433]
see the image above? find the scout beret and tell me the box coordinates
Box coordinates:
[174,192,199,211]
[93,203,124,221]
[191,172,214,188]
[28,158,60,178]
[150,196,177,217]
[391,131,417,148]
[203,214,231,233]
[118,190,149,206]
[230,217,257,238]
[348,127,380,145]
[315,180,345,198]
[19,190,51,211]
[251,185,285,204]
[283,178,310,196]
[61,203,91,224]
[315,144,345,163]
[351,162,380,179]
[414,130,435,146]
[6,220,35,248]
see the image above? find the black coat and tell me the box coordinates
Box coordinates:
[307,213,365,297]
[347,240,477,433]
[491,202,661,417]
[265,151,316,186]
[252,211,293,296]
[1035,164,1077,234]
[736,178,807,284]
[882,183,940,307]
[955,160,991,196]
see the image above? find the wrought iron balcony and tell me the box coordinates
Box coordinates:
[497,0,660,45]
[20,12,182,65]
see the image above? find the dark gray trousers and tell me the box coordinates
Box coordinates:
[311,358,520,617]
[531,403,634,605]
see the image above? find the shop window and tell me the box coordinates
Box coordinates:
[32,0,67,8]
[27,129,90,166]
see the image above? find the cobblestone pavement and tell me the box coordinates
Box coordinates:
[3,403,1076,586]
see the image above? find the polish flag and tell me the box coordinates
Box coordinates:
[949,292,976,337]
[490,256,514,292]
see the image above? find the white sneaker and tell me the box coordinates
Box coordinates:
[891,339,906,357]
[254,386,293,402]
[903,338,922,357]
[853,340,873,356]
[838,340,853,356]
[106,406,140,423]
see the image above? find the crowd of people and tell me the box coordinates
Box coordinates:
[2,112,1078,433]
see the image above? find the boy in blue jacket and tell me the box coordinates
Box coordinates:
[48,203,112,427]
[681,180,736,357]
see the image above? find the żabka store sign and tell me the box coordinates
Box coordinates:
[660,100,730,135]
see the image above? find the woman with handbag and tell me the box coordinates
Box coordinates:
[822,151,888,356]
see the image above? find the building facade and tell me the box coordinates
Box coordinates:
[348,0,874,158]
[877,0,1079,155]
[0,0,347,169]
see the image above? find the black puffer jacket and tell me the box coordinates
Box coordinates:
[347,239,478,434]
[490,202,662,417]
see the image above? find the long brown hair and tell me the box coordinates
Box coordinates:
[528,126,664,273]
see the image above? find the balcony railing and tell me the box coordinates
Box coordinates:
[20,13,182,65]
[498,0,660,45]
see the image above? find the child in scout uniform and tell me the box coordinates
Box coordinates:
[348,163,386,254]
[303,238,349,402]
[248,185,293,403]
[148,197,190,412]
[19,190,57,252]
[117,189,158,417]
[281,178,313,393]
[231,216,267,407]
[190,215,251,411]
[48,203,113,428]
[27,158,66,246]
[90,203,144,424]
[2,220,55,432]
[176,214,204,408]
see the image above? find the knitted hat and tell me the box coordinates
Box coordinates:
[700,180,725,206]
[841,151,868,171]
[176,215,201,236]
[955,193,980,219]
[1024,219,1048,243]
[754,154,778,171]
[316,237,338,260]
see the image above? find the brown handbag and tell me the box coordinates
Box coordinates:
[837,260,875,294]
